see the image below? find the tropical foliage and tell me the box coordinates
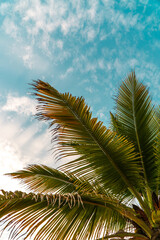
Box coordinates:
[1,72,160,239]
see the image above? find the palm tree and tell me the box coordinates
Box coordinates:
[1,72,160,240]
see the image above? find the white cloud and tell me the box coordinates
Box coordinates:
[87,28,96,42]
[110,10,138,30]
[60,67,74,79]
[0,0,142,48]
[0,107,54,193]
[73,54,108,74]
[2,94,36,115]
[0,91,59,194]
[99,30,107,41]
[0,0,147,74]
[85,86,94,93]
[2,17,18,38]
[22,45,35,69]
[129,58,138,68]
[98,59,105,69]
[120,0,137,10]
[140,0,149,4]
[85,0,99,24]
[17,44,49,70]
[57,40,63,49]
[78,79,90,86]
[96,107,108,123]
[0,140,24,191]
[114,58,125,75]
[0,2,10,15]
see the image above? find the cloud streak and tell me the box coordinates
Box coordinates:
[2,94,36,115]
[0,0,145,69]
[0,93,55,192]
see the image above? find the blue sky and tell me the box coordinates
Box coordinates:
[0,0,160,208]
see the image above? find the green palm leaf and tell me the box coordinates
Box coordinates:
[7,165,77,194]
[32,80,143,203]
[0,190,127,240]
[110,72,158,200]
[6,164,107,196]
[0,190,152,239]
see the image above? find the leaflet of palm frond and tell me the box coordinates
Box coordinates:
[152,192,159,210]
[155,106,160,126]
[110,112,125,136]
[31,80,143,201]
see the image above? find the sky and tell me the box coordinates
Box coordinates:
[0,0,160,238]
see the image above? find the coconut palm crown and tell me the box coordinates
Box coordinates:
[1,72,160,240]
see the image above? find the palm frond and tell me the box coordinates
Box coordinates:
[0,190,131,240]
[110,72,158,195]
[32,80,143,203]
[6,164,108,197]
[6,164,76,194]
